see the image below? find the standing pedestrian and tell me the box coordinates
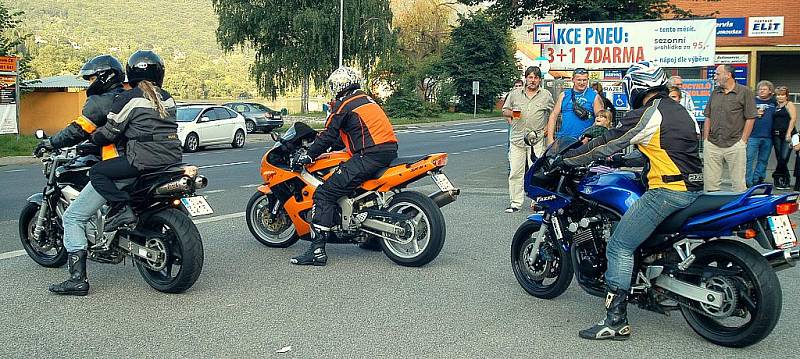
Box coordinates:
[746,81,777,187]
[502,66,554,213]
[669,75,697,122]
[546,68,604,144]
[703,64,757,192]
[773,85,798,189]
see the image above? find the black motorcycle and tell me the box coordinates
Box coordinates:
[20,130,210,293]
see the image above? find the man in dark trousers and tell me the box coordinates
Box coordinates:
[289,66,398,266]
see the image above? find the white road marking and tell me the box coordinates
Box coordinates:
[3,169,25,173]
[239,184,261,188]
[0,250,25,260]
[450,144,505,155]
[194,212,245,224]
[0,211,249,260]
[203,189,226,194]
[198,161,251,169]
[450,133,472,138]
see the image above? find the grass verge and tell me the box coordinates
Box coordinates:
[0,135,38,157]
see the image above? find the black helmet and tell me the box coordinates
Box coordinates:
[79,55,124,96]
[126,50,165,87]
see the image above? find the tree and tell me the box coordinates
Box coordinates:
[441,11,517,111]
[0,3,33,79]
[458,0,706,26]
[212,0,395,112]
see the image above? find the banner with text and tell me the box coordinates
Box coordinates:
[0,56,18,135]
[538,19,716,70]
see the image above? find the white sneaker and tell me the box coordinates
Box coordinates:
[505,207,520,213]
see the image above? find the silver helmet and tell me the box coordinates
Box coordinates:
[327,66,362,97]
[622,61,668,109]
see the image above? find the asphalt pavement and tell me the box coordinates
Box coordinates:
[2,119,800,357]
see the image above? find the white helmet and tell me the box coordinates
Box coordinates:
[622,61,668,109]
[327,66,362,97]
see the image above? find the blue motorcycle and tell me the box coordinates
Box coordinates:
[511,137,800,347]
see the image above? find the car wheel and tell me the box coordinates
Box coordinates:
[184,133,199,153]
[231,130,245,148]
[245,120,256,134]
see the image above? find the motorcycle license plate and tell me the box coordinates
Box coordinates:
[768,215,798,249]
[432,173,455,192]
[181,196,214,217]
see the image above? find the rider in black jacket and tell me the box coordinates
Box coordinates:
[45,55,125,297]
[89,50,182,231]
[35,55,125,153]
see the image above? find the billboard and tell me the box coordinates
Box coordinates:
[537,19,717,70]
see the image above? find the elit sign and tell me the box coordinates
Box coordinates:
[748,16,784,37]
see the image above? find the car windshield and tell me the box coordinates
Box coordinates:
[177,107,203,122]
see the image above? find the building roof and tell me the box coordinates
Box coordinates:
[22,75,89,89]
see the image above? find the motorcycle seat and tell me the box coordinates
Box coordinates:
[655,192,742,234]
[115,163,189,191]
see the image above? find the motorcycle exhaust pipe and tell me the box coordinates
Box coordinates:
[155,177,193,195]
[193,175,208,190]
[764,248,800,272]
[429,189,460,208]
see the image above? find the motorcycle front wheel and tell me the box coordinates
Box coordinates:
[19,202,67,267]
[511,220,573,299]
[246,191,299,248]
[135,209,204,293]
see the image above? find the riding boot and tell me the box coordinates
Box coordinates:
[49,250,89,296]
[290,229,328,266]
[105,203,137,232]
[579,288,631,340]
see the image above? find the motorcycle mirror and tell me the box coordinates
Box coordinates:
[270,131,280,142]
[34,129,47,139]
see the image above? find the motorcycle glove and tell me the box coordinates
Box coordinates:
[33,139,54,156]
[291,153,313,172]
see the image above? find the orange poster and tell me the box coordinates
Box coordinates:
[0,56,18,73]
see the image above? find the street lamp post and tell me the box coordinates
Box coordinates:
[338,0,343,68]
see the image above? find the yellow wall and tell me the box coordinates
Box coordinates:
[19,91,86,136]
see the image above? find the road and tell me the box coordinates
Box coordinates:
[1,119,800,357]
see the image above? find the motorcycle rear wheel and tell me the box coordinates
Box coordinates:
[380,191,445,267]
[511,221,573,299]
[135,209,204,293]
[246,191,299,248]
[679,240,781,348]
[19,202,67,267]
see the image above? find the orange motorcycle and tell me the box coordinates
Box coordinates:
[245,122,459,267]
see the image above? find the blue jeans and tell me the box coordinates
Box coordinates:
[62,183,107,252]
[746,137,772,187]
[605,188,701,291]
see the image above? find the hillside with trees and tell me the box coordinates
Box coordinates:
[8,0,259,100]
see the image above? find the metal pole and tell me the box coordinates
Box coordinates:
[473,94,477,118]
[15,73,20,140]
[338,0,343,68]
